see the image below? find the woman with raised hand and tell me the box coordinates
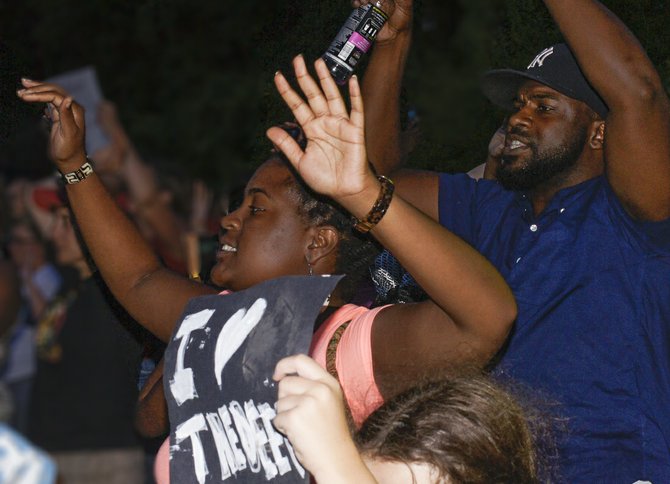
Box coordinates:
[17,54,515,434]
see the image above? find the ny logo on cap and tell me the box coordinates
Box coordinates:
[528,47,554,69]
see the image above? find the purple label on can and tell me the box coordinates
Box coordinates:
[349,32,372,53]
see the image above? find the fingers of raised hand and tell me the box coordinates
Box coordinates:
[20,78,41,87]
[18,81,69,100]
[266,126,304,166]
[57,98,81,138]
[18,86,81,124]
[18,88,68,109]
[347,75,365,129]
[314,58,348,118]
[43,103,60,126]
[274,71,316,127]
[292,55,331,118]
[70,100,85,129]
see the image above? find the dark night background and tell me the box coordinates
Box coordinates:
[1,0,669,189]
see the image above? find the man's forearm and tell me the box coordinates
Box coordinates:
[543,0,660,107]
[362,29,412,175]
[544,0,670,220]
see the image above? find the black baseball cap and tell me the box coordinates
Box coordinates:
[481,43,609,119]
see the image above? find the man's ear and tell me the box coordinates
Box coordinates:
[305,225,340,270]
[589,121,606,150]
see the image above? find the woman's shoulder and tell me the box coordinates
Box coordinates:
[310,304,389,362]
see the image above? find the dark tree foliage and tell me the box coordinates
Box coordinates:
[1,0,668,184]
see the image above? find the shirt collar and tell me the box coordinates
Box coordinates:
[513,175,604,218]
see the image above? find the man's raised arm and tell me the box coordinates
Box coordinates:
[356,0,442,220]
[544,0,670,221]
[358,0,413,175]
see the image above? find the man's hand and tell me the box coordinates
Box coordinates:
[483,123,507,180]
[353,0,413,43]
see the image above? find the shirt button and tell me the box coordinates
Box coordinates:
[530,224,538,232]
[560,208,565,213]
[516,257,522,264]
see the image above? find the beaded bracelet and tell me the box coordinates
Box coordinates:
[354,175,395,233]
[61,160,94,185]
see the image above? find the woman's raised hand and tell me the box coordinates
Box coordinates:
[267,56,378,206]
[17,79,87,171]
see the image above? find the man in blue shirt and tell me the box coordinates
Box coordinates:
[358,0,670,481]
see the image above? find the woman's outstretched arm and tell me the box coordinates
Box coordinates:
[18,82,216,341]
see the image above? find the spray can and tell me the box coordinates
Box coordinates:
[322,2,389,85]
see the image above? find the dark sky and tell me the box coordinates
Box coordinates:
[2,1,668,182]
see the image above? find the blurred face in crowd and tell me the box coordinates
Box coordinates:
[498,80,595,191]
[210,159,324,291]
[7,222,45,271]
[50,206,86,271]
[6,179,28,219]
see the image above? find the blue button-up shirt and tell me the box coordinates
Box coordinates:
[439,174,670,483]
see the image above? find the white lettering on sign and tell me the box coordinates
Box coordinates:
[170,309,215,405]
[258,402,292,476]
[167,290,321,481]
[205,412,237,479]
[214,298,268,389]
[174,414,210,484]
[230,400,261,473]
[174,399,305,481]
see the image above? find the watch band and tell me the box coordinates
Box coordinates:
[62,161,94,185]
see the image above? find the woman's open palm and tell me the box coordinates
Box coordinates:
[267,56,374,202]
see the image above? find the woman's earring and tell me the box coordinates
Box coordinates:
[306,259,313,276]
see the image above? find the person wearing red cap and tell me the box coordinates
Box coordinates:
[358,0,670,481]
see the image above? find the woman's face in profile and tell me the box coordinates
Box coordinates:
[210,159,313,291]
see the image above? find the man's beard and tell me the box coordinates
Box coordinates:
[496,131,587,192]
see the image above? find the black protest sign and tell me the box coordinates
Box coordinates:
[164,274,342,484]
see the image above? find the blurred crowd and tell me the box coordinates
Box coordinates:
[2,0,670,483]
[0,101,228,483]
